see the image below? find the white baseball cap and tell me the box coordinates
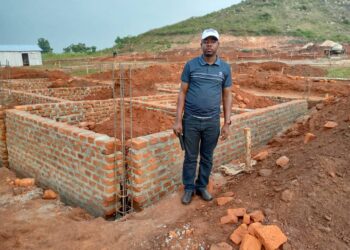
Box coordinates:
[201,28,220,41]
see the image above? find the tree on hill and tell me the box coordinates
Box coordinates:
[63,43,97,53]
[37,38,53,53]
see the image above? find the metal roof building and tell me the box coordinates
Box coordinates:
[0,45,43,67]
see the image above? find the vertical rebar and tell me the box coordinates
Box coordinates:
[119,63,127,217]
[128,64,134,213]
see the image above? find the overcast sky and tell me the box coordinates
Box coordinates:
[0,0,241,53]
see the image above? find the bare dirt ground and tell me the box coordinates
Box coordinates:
[93,106,175,139]
[1,95,349,250]
[0,67,69,81]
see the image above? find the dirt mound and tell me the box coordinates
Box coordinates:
[234,62,350,97]
[236,62,326,77]
[87,63,183,96]
[232,86,276,109]
[93,106,175,139]
[0,67,69,80]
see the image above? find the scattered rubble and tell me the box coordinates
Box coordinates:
[276,156,289,168]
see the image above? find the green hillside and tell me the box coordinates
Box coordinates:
[115,0,350,52]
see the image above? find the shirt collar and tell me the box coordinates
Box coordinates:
[199,55,221,66]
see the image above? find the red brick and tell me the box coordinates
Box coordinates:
[42,189,58,200]
[324,121,338,129]
[149,137,159,145]
[103,164,116,170]
[131,138,148,149]
[253,150,269,161]
[276,156,289,167]
[254,225,287,250]
[216,197,234,206]
[132,168,144,175]
[243,214,251,225]
[134,177,147,184]
[106,186,116,193]
[227,208,246,217]
[249,210,265,223]
[146,164,158,171]
[230,224,248,245]
[304,132,316,144]
[247,222,263,237]
[220,214,238,224]
[102,179,115,186]
[240,234,261,250]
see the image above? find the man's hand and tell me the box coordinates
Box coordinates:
[173,121,183,136]
[220,123,230,140]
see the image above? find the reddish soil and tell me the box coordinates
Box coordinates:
[93,106,175,139]
[49,78,104,88]
[0,67,69,81]
[233,62,350,97]
[1,95,349,249]
[235,62,326,77]
[232,86,276,108]
[87,64,183,96]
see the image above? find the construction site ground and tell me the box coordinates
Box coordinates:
[1,43,350,249]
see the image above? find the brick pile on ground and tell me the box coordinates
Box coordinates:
[215,202,287,250]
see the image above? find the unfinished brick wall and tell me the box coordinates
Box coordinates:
[0,90,62,168]
[0,78,52,90]
[28,85,113,101]
[0,106,7,167]
[6,109,123,217]
[4,93,308,215]
[127,100,308,208]
[16,99,118,125]
[5,90,64,104]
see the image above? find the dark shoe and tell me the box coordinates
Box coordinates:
[181,190,194,205]
[196,189,213,201]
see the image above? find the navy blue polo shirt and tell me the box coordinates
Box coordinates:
[181,55,232,118]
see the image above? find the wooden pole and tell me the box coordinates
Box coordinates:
[244,128,252,171]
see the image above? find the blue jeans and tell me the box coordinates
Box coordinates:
[182,115,220,191]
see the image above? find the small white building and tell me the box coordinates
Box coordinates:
[0,45,42,67]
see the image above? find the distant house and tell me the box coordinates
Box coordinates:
[0,45,42,67]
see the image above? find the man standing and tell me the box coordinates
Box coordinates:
[173,28,232,205]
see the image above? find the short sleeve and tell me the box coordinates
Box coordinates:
[223,64,232,88]
[181,62,191,83]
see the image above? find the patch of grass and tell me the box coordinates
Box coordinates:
[327,67,350,78]
[70,68,101,77]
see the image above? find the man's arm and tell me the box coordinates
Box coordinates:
[173,82,189,136]
[221,86,232,140]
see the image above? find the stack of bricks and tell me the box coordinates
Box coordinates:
[6,109,123,217]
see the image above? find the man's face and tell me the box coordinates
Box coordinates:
[201,36,219,57]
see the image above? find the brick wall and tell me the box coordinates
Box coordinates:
[0,90,62,168]
[0,106,7,167]
[28,86,113,101]
[6,109,123,217]
[16,99,122,126]
[4,96,307,215]
[127,100,308,208]
[0,78,52,90]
